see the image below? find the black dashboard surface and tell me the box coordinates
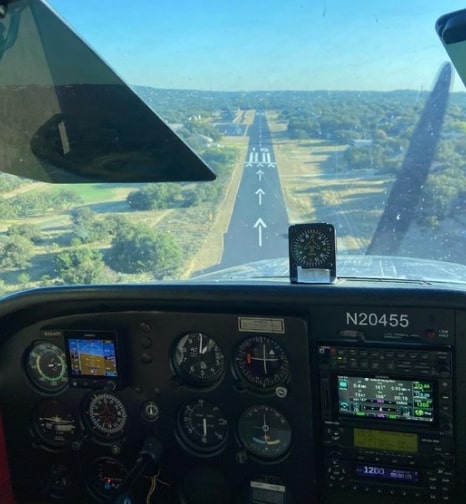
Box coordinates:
[0,281,464,503]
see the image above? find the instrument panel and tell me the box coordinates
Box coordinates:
[0,282,464,503]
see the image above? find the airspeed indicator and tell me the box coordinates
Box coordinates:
[25,341,68,393]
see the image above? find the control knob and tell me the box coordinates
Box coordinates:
[327,459,346,483]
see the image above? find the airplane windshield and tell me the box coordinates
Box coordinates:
[0,0,465,294]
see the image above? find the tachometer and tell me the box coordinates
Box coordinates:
[83,391,128,440]
[25,341,68,393]
[177,398,229,455]
[234,336,289,390]
[173,332,225,387]
[238,405,291,460]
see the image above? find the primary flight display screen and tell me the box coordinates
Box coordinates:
[337,376,434,423]
[66,331,118,379]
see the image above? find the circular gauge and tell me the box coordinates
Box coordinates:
[83,391,128,440]
[238,405,291,460]
[25,341,68,393]
[177,399,229,455]
[173,332,225,387]
[87,457,128,499]
[290,225,334,269]
[32,399,77,448]
[234,336,289,390]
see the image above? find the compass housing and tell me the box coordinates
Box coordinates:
[288,223,336,284]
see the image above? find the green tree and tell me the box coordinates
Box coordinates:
[7,223,42,243]
[0,200,17,219]
[18,273,30,286]
[51,190,83,210]
[71,207,115,244]
[0,173,23,193]
[201,147,238,177]
[55,247,107,284]
[71,207,94,227]
[0,236,34,269]
[107,222,182,277]
[14,192,48,217]
[127,184,181,210]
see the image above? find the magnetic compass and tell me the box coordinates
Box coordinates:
[288,223,336,283]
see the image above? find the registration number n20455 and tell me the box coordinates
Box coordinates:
[346,312,409,328]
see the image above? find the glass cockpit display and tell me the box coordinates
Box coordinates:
[337,376,434,423]
[64,330,119,384]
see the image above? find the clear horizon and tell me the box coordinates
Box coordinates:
[47,0,465,92]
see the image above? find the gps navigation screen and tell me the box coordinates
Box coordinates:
[337,376,434,423]
[66,332,118,378]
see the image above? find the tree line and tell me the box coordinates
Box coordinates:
[280,91,466,230]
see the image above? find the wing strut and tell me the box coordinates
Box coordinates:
[366,63,451,255]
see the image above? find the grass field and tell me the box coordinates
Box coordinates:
[184,135,249,276]
[0,121,250,292]
[51,184,141,204]
[0,108,392,293]
[267,111,394,254]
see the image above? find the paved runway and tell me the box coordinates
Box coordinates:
[221,111,289,268]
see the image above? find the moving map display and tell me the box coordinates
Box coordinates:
[337,376,434,423]
[67,332,118,378]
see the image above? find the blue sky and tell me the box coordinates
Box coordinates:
[47,0,465,92]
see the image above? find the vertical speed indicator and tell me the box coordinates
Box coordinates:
[176,399,229,455]
[234,336,290,390]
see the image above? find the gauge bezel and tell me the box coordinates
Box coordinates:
[86,456,128,499]
[82,391,128,441]
[233,335,290,392]
[237,404,292,462]
[176,398,229,456]
[24,340,69,394]
[31,399,78,449]
[288,223,336,283]
[63,329,124,389]
[172,332,225,388]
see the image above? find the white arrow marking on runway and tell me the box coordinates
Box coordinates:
[256,169,264,181]
[255,188,265,205]
[254,218,267,247]
[248,152,254,163]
